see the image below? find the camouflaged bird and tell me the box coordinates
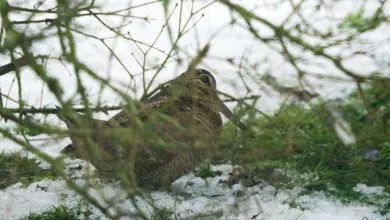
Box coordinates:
[59,69,245,189]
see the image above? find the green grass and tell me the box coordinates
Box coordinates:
[218,80,390,212]
[13,125,43,136]
[152,206,174,220]
[195,163,214,179]
[12,116,44,136]
[0,153,58,189]
[23,200,94,220]
[23,199,93,220]
[23,205,81,220]
[1,80,388,216]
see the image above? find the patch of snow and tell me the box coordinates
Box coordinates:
[0,101,386,220]
[353,184,385,196]
[0,161,388,220]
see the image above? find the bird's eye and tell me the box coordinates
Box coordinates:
[199,74,211,86]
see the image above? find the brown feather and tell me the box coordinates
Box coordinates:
[59,69,236,189]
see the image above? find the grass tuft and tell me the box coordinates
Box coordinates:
[0,153,58,189]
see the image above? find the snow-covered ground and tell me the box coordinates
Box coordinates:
[0,135,388,219]
[0,161,388,219]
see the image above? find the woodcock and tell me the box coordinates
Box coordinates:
[58,69,245,189]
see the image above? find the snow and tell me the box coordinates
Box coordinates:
[0,160,388,219]
[353,184,385,196]
[0,135,388,219]
[0,134,388,219]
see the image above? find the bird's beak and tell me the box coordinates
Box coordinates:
[219,101,248,131]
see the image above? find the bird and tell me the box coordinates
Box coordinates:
[58,68,246,189]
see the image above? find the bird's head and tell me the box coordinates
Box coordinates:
[169,68,246,131]
[166,68,219,110]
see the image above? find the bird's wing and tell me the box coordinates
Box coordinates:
[135,145,212,189]
[56,106,108,129]
[57,108,124,159]
[109,98,168,127]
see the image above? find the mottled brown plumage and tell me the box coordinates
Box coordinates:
[58,69,242,189]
